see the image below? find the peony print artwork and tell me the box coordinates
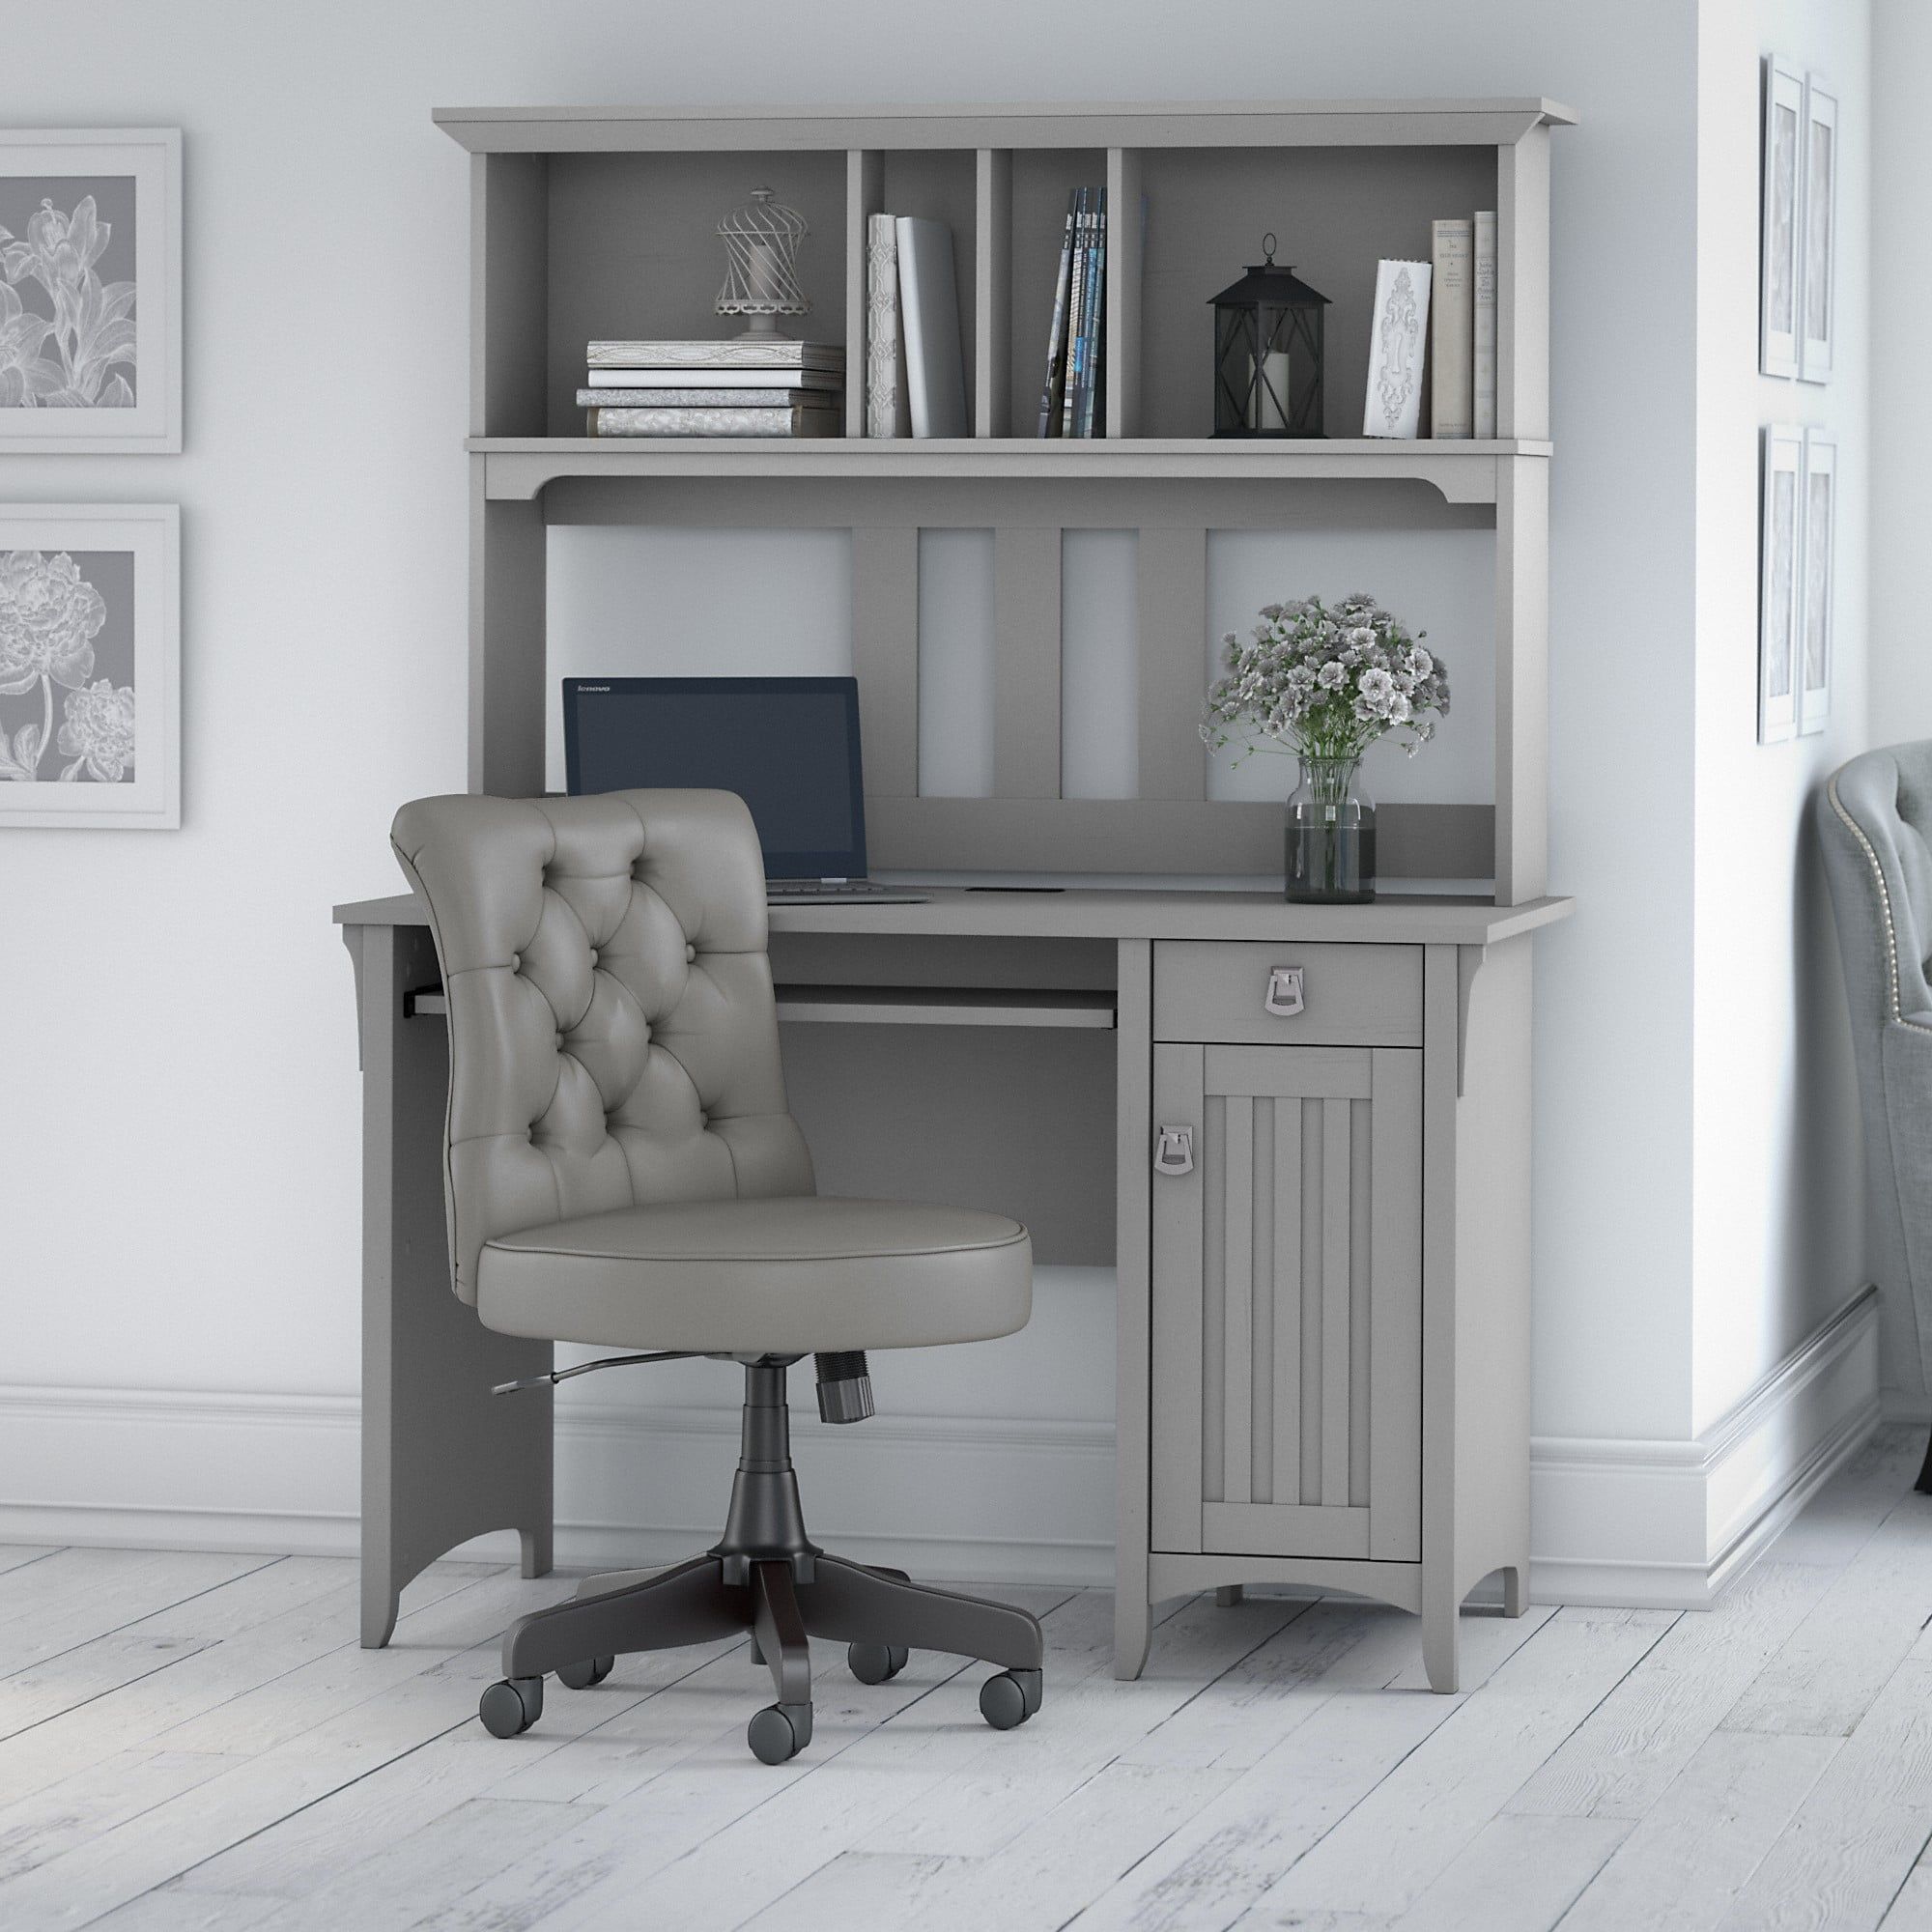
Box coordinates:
[0,550,137,783]
[0,176,137,410]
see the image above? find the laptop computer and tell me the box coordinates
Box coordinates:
[561,675,926,905]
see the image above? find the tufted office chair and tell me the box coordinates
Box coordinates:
[390,787,1044,1763]
[1820,743,1932,1490]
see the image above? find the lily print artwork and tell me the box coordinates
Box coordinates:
[0,177,136,409]
[0,549,137,784]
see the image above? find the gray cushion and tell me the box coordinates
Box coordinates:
[478,1196,1031,1352]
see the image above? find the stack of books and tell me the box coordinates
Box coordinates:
[1035,186,1108,438]
[864,217,968,439]
[1427,210,1497,439]
[580,339,844,438]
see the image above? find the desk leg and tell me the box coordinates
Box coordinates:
[349,922,554,1648]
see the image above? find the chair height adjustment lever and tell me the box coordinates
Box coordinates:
[493,1350,695,1395]
[814,1350,875,1424]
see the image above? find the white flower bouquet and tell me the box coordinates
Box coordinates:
[1202,593,1449,767]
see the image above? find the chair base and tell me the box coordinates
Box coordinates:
[478,1359,1045,1761]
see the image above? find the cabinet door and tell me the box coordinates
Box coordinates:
[1151,1043,1421,1562]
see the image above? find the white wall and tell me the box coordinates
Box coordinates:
[1871,0,1932,740]
[9,0,1852,1590]
[1689,0,1872,1435]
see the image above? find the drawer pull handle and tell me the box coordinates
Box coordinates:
[1264,966,1306,1017]
[1153,1125,1194,1176]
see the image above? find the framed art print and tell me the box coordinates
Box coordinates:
[1800,78,1837,384]
[0,504,179,828]
[0,129,181,453]
[1759,426,1802,745]
[1798,431,1835,735]
[1760,59,1803,380]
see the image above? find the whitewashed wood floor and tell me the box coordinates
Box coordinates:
[6,1425,1932,1932]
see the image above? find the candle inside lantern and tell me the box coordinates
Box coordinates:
[1249,349,1293,432]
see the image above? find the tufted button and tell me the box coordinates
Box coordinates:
[697,1109,709,1127]
[509,952,522,972]
[685,943,696,963]
[588,948,600,967]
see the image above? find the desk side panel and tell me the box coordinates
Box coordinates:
[1115,939,1154,1677]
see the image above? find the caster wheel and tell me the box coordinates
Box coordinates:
[847,1642,908,1685]
[556,1655,613,1690]
[748,1701,813,1765]
[979,1667,1042,1731]
[479,1676,543,1738]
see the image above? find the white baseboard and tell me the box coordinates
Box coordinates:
[0,1288,1884,1605]
[1527,1285,1883,1609]
[0,1382,1116,1586]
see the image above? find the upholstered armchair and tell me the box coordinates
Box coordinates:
[1819,743,1932,1486]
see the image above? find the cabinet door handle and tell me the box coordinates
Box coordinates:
[1153,1124,1195,1176]
[1264,965,1306,1017]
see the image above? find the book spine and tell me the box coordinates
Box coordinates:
[1360,258,1432,439]
[1430,217,1474,439]
[578,387,810,408]
[1037,191,1078,438]
[587,340,843,370]
[1083,185,1108,438]
[590,406,838,437]
[585,367,844,390]
[865,213,904,439]
[1472,210,1498,439]
[1062,190,1090,439]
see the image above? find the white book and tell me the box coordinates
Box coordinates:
[1430,218,1474,439]
[866,213,910,438]
[1362,259,1432,439]
[589,405,839,438]
[578,386,815,408]
[587,339,843,370]
[1472,210,1498,439]
[895,215,969,440]
[584,366,842,391]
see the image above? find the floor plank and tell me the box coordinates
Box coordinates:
[1881,1864,1932,1930]
[1372,1812,1629,1932]
[0,1548,59,1579]
[1557,1728,1840,1932]
[1715,1657,1932,1931]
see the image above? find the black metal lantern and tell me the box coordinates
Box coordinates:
[1209,236,1329,438]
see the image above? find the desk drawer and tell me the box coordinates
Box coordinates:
[1153,941,1423,1046]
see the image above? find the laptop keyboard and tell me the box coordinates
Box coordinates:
[767,880,894,897]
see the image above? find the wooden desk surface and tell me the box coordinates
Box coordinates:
[334,886,1573,947]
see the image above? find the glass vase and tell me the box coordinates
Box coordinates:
[1286,755,1377,903]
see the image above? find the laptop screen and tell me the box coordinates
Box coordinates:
[562,675,868,880]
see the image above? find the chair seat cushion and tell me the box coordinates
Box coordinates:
[476,1196,1032,1353]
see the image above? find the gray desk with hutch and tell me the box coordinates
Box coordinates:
[337,96,1574,1692]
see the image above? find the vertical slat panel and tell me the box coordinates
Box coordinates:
[1299,1096,1323,1504]
[845,151,884,440]
[1200,1094,1227,1505]
[471,478,547,797]
[1114,940,1154,1675]
[975,150,1012,438]
[851,525,920,799]
[1105,147,1143,437]
[1369,1047,1424,1560]
[1250,1096,1276,1503]
[992,526,1063,798]
[1349,1097,1373,1508]
[1321,1097,1352,1507]
[473,153,548,440]
[1150,1044,1206,1553]
[1222,1096,1255,1506]
[1135,526,1207,801]
[1271,1094,1302,1508]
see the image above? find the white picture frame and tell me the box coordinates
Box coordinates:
[1361,257,1431,439]
[0,128,182,453]
[1798,430,1835,735]
[1759,426,1803,744]
[1800,77,1837,384]
[1760,59,1804,381]
[0,503,180,828]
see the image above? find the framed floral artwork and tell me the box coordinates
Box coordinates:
[0,129,181,453]
[0,504,179,828]
[1760,59,1803,381]
[1798,430,1835,735]
[1759,426,1802,746]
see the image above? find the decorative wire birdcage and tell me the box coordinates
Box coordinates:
[716,187,811,338]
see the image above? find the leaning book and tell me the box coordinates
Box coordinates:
[588,405,840,438]
[1362,258,1432,439]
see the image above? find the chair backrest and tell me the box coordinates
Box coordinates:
[390,788,814,1303]
[1822,742,1932,1032]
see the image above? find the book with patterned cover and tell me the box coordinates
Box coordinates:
[866,213,909,438]
[1061,189,1090,438]
[588,405,840,437]
[586,340,844,370]
[1037,190,1078,438]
